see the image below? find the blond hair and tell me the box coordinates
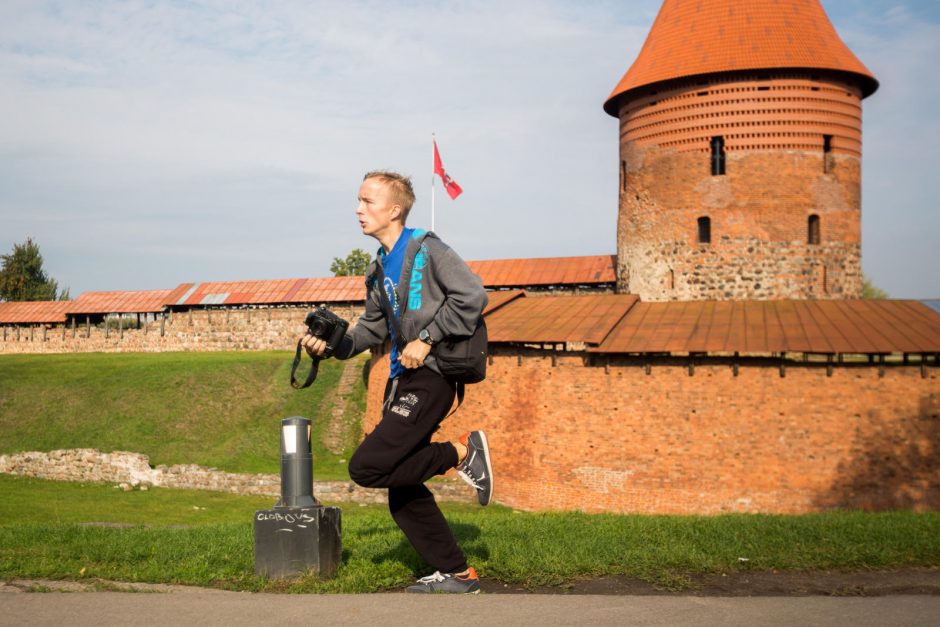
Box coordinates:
[363,170,416,221]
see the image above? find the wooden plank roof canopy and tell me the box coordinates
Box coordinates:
[589,300,940,355]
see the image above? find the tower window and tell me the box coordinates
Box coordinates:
[710,136,726,176]
[823,134,833,173]
[698,216,712,244]
[620,160,627,193]
[808,214,821,245]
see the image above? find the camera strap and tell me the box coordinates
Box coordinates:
[290,339,321,389]
[375,258,466,416]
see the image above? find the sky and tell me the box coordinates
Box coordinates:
[1,0,938,299]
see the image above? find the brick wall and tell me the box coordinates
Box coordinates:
[0,306,364,355]
[365,350,939,514]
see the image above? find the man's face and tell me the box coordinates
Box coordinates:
[356,178,401,239]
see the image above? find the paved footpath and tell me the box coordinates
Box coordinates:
[2,588,939,627]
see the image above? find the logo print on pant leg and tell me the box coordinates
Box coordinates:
[390,392,421,418]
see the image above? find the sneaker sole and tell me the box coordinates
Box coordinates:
[472,430,494,506]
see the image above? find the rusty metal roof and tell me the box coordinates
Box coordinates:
[483,290,526,315]
[485,293,638,344]
[605,0,878,115]
[591,300,940,354]
[468,255,615,288]
[169,276,365,307]
[68,290,174,315]
[287,276,366,303]
[0,300,72,324]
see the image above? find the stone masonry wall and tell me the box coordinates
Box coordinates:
[366,351,939,514]
[0,449,475,505]
[0,306,365,355]
[618,146,862,300]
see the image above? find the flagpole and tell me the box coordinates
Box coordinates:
[431,132,436,232]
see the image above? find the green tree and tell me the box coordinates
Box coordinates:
[0,238,68,301]
[861,273,889,299]
[330,248,372,277]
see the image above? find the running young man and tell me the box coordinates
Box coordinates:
[302,170,493,594]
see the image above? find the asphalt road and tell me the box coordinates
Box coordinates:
[2,588,938,627]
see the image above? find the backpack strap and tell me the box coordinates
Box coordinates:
[374,260,406,352]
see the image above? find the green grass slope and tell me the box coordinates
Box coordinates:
[0,352,369,478]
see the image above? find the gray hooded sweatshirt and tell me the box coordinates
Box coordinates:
[335,229,488,377]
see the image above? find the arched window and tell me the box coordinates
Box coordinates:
[710,136,725,176]
[697,216,711,244]
[808,214,821,245]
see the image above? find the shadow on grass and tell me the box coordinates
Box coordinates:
[369,522,486,572]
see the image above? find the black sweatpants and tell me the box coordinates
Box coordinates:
[347,367,466,574]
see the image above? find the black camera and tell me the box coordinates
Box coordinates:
[303,306,349,358]
[291,306,349,389]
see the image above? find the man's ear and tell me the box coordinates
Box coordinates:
[390,204,403,221]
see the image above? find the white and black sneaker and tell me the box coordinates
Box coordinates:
[456,430,493,506]
[406,567,481,594]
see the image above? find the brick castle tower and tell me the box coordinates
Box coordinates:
[604,0,878,301]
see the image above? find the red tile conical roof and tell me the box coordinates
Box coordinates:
[604,0,878,115]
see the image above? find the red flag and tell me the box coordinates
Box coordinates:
[433,141,463,200]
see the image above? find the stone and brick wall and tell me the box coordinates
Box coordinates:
[365,350,939,514]
[0,306,364,355]
[616,73,864,300]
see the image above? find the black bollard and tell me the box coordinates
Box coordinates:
[254,416,341,579]
[278,416,317,508]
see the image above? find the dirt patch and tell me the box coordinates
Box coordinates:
[483,568,940,596]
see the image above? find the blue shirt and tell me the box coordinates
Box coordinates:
[379,228,414,378]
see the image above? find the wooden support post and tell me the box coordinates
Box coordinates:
[42,325,47,342]
[688,359,694,376]
[17,326,21,341]
[71,317,76,338]
[119,315,124,339]
[29,326,34,342]
[878,355,885,378]
[86,316,90,339]
[160,314,166,337]
[3,326,6,341]
[604,358,610,375]
[517,354,522,366]
[644,362,651,375]
[827,355,834,377]
[922,355,927,379]
[105,315,110,339]
[551,351,557,367]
